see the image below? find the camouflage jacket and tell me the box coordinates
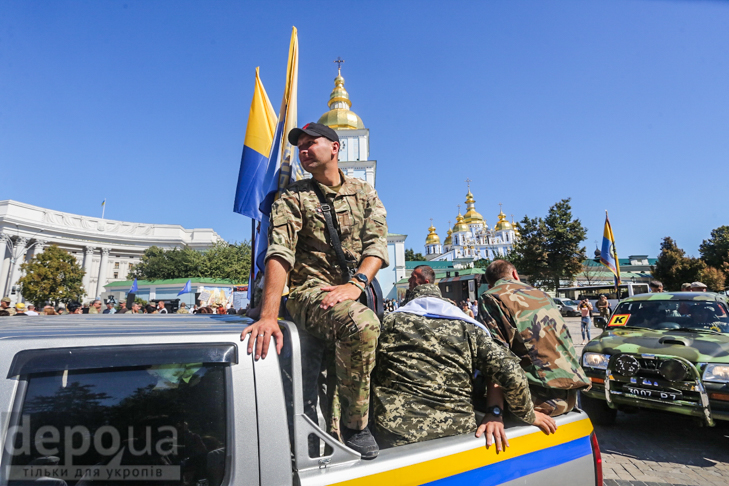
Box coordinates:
[479,279,589,390]
[265,171,389,293]
[373,284,536,447]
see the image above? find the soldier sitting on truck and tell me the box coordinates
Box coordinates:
[373,265,557,449]
[479,260,591,417]
[241,123,388,459]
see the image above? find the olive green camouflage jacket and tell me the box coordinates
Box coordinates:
[265,171,389,293]
[373,284,536,447]
[479,279,590,391]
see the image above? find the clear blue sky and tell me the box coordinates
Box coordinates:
[2,0,728,258]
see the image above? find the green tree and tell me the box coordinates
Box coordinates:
[510,199,586,290]
[130,241,251,281]
[511,216,550,287]
[699,226,729,271]
[699,266,726,292]
[405,248,427,261]
[543,199,587,290]
[473,259,491,269]
[17,245,85,307]
[652,237,714,291]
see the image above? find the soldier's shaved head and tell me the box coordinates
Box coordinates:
[486,260,517,287]
[414,265,435,284]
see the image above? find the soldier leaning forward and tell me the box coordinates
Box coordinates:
[374,271,558,449]
[241,123,389,459]
[479,260,590,416]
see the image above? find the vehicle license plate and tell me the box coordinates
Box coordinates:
[625,386,682,400]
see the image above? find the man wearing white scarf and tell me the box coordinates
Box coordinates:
[373,266,557,449]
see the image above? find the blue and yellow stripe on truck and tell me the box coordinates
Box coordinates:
[333,418,594,486]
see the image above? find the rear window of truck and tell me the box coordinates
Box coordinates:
[5,347,231,486]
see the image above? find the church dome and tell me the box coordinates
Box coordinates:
[317,70,365,130]
[463,191,484,224]
[444,228,453,246]
[425,224,440,245]
[453,213,469,233]
[494,211,513,231]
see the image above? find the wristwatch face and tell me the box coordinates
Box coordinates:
[489,406,502,417]
[354,273,368,285]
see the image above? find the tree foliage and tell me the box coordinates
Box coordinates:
[699,226,729,272]
[17,245,85,306]
[652,237,725,291]
[405,248,427,261]
[511,199,587,290]
[130,241,251,282]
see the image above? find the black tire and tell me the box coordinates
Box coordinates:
[580,392,617,425]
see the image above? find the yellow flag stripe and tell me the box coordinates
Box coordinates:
[244,67,277,157]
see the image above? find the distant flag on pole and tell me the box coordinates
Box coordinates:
[600,212,621,288]
[233,68,278,220]
[129,278,138,294]
[255,26,302,273]
[177,279,192,296]
[101,199,106,207]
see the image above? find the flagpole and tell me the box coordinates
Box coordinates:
[250,218,257,281]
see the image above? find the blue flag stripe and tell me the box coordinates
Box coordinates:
[233,146,271,220]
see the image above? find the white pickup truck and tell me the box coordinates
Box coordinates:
[0,315,603,485]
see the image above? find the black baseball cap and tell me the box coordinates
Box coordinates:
[288,122,339,145]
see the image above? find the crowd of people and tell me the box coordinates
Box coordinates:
[0,296,243,316]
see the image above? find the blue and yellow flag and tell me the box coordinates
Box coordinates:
[177,279,192,296]
[233,67,277,220]
[600,212,621,287]
[254,27,302,272]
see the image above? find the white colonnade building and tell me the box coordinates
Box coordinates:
[0,200,221,304]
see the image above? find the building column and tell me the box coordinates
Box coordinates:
[7,237,28,303]
[82,246,96,300]
[0,234,10,297]
[97,248,110,298]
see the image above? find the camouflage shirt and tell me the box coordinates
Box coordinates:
[373,284,536,447]
[265,171,389,292]
[479,279,590,390]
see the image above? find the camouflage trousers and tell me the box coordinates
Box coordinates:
[530,385,578,416]
[287,287,380,432]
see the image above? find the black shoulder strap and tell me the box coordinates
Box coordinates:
[310,181,352,281]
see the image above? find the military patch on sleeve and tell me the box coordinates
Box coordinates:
[609,314,630,326]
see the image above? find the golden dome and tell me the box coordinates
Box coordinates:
[453,213,469,233]
[444,228,453,246]
[317,70,365,130]
[425,224,440,245]
[463,190,484,224]
[494,211,513,231]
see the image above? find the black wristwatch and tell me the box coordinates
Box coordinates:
[485,405,503,418]
[353,273,369,286]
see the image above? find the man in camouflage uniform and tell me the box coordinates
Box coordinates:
[479,260,590,416]
[241,122,388,459]
[374,265,557,449]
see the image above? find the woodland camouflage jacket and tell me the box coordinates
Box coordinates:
[479,279,590,391]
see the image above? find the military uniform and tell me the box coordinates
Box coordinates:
[89,306,99,314]
[266,170,389,432]
[373,284,536,447]
[177,308,190,314]
[479,279,590,416]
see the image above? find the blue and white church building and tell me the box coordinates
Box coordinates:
[424,188,518,262]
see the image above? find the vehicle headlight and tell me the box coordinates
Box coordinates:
[703,364,729,383]
[583,352,610,370]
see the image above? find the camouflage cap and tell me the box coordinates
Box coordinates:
[1,297,10,303]
[691,281,707,289]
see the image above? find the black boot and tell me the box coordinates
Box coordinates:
[341,426,379,459]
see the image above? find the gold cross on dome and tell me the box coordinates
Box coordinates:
[499,202,503,212]
[430,218,433,225]
[457,204,461,214]
[465,178,472,191]
[334,57,345,74]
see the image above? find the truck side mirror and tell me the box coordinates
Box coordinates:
[594,317,608,329]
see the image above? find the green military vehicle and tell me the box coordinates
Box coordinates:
[580,291,729,426]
